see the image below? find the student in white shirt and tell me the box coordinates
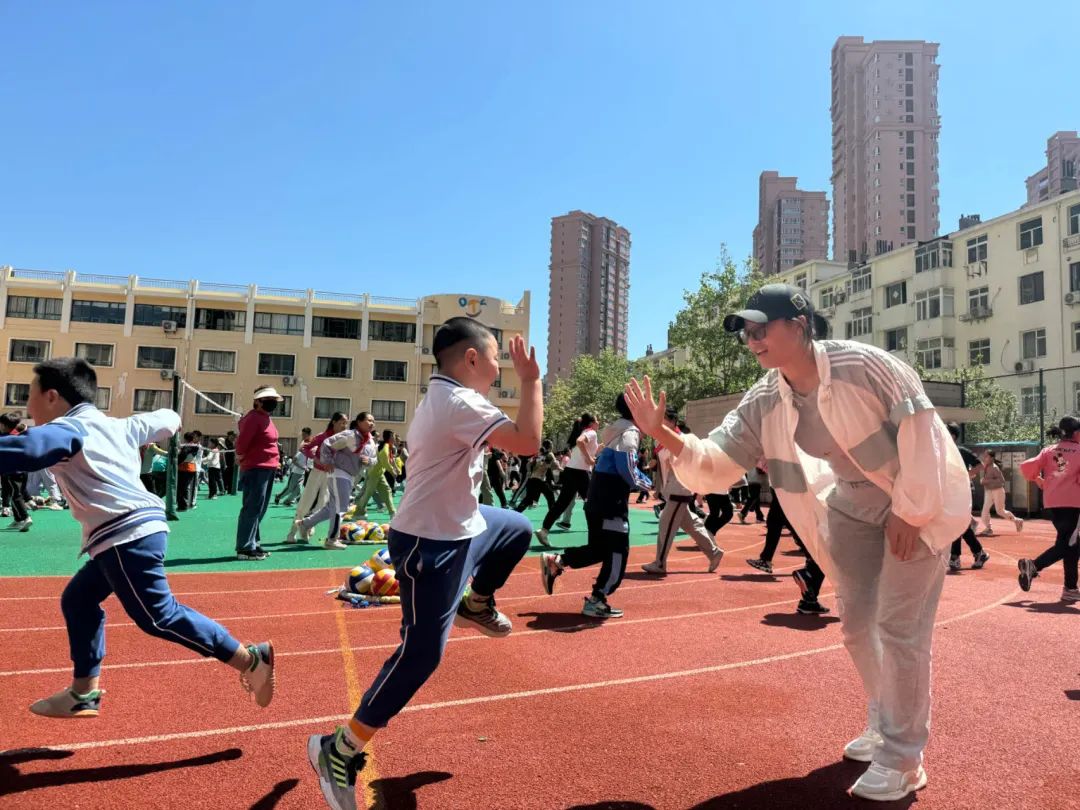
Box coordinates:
[308,318,542,810]
[535,413,598,545]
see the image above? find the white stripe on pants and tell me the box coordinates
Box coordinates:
[826,507,947,772]
[301,474,352,541]
[654,500,718,565]
[294,468,329,521]
[980,488,1015,530]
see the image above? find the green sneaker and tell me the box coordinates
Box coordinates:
[308,727,367,810]
[30,687,104,718]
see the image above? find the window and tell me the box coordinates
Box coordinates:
[316,356,352,379]
[70,300,125,325]
[963,235,987,266]
[371,399,407,423]
[194,392,235,415]
[198,349,237,373]
[136,346,176,370]
[4,383,29,407]
[9,339,49,363]
[915,241,953,273]
[907,178,915,192]
[133,304,187,327]
[75,343,114,367]
[278,395,293,418]
[133,389,172,412]
[257,353,295,376]
[884,281,907,308]
[845,307,872,339]
[1072,322,1080,352]
[373,360,407,382]
[95,388,111,411]
[194,308,246,332]
[311,316,360,340]
[1019,272,1044,305]
[968,338,990,366]
[850,266,871,294]
[1072,262,1080,293]
[314,397,350,419]
[1020,386,1046,418]
[1019,217,1043,250]
[885,327,908,352]
[1021,328,1047,359]
[1074,382,1080,413]
[368,320,416,343]
[819,288,834,309]
[5,295,61,320]
[915,288,954,320]
[1070,203,1080,236]
[905,52,913,66]
[967,286,990,313]
[253,312,304,336]
[916,338,951,370]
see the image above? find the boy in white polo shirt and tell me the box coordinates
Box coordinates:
[308,317,542,810]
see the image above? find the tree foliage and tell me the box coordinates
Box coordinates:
[543,349,648,445]
[920,364,1046,444]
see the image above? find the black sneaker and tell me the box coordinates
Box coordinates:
[308,728,366,810]
[747,557,773,574]
[583,595,623,618]
[971,550,990,570]
[453,592,512,637]
[540,553,563,595]
[1017,558,1038,592]
[792,568,811,598]
[237,549,269,561]
[796,599,830,615]
[254,545,271,557]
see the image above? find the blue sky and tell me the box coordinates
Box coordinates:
[2,2,1077,373]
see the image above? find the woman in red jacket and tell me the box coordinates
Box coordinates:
[234,387,283,561]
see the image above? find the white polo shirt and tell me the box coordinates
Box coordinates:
[390,373,509,540]
[567,428,598,471]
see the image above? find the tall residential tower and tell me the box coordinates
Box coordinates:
[1026,130,1080,204]
[752,171,829,276]
[831,37,941,264]
[546,211,630,384]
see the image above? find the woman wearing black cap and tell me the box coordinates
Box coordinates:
[624,283,971,802]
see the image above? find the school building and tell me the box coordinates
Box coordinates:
[0,267,530,454]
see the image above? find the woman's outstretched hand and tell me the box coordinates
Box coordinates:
[624,376,667,440]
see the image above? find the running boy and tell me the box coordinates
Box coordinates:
[0,358,274,717]
[308,319,542,810]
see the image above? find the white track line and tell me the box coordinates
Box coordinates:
[35,587,1019,753]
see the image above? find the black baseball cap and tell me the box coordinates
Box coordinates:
[723,283,830,338]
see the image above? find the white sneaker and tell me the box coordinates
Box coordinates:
[238,642,275,707]
[10,519,32,532]
[535,528,550,547]
[324,539,347,550]
[708,548,725,573]
[46,502,63,511]
[1015,518,1024,532]
[843,727,884,762]
[850,762,927,801]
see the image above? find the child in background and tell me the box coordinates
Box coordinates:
[140,442,168,495]
[176,432,201,511]
[308,320,541,810]
[275,447,311,507]
[0,413,32,531]
[353,429,396,517]
[977,450,1022,536]
[204,438,225,500]
[513,440,559,512]
[287,413,348,542]
[293,416,368,550]
[0,358,274,717]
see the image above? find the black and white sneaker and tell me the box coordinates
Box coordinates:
[454,593,512,637]
[1017,558,1038,592]
[555,522,572,530]
[582,595,623,618]
[540,553,563,595]
[971,550,990,570]
[796,598,830,615]
[308,728,366,810]
[237,549,269,561]
[792,568,812,597]
[746,557,773,574]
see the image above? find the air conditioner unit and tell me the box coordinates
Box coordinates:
[499,390,510,398]
[419,385,428,394]
[1014,360,1035,374]
[958,312,971,322]
[421,347,431,355]
[282,375,298,387]
[161,320,178,334]
[1066,292,1077,305]
[159,369,175,381]
[834,291,847,303]
[501,352,511,360]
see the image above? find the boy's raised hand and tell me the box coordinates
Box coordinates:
[508,334,540,382]
[624,376,667,440]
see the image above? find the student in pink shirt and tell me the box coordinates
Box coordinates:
[1018,416,1080,601]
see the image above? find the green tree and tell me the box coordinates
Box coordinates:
[921,364,1046,444]
[543,349,648,444]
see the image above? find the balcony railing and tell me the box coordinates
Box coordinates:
[257,286,306,299]
[199,281,249,295]
[9,268,65,282]
[1064,234,1080,250]
[315,290,364,304]
[137,277,189,290]
[72,272,127,286]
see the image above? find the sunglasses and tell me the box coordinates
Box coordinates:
[738,317,805,345]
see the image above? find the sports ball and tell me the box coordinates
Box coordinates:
[370,569,398,597]
[345,524,367,544]
[347,565,375,595]
[339,521,356,541]
[380,523,391,535]
[364,523,386,543]
[368,548,392,572]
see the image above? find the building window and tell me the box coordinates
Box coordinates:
[1020,386,1046,418]
[75,343,114,367]
[373,360,407,382]
[916,338,952,370]
[311,316,360,340]
[4,383,29,407]
[845,307,872,339]
[198,349,237,373]
[9,339,49,363]
[915,241,953,273]
[314,397,350,419]
[1018,272,1044,305]
[1072,322,1080,352]
[93,388,110,411]
[133,304,187,328]
[966,235,988,265]
[850,266,872,294]
[133,389,172,412]
[257,353,295,376]
[819,288,834,309]
[885,327,908,352]
[967,286,990,313]
[368,320,416,343]
[968,338,990,366]
[1019,217,1043,249]
[278,395,293,418]
[371,399,407,423]
[1074,382,1080,413]
[253,312,305,336]
[194,392,235,415]
[70,300,126,325]
[194,308,246,332]
[1021,328,1047,359]
[884,281,907,308]
[136,346,176,370]
[5,295,62,321]
[316,356,353,379]
[915,288,954,320]
[1070,203,1080,236]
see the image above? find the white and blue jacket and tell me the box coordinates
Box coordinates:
[0,403,181,558]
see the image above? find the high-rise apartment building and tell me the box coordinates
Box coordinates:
[831,37,941,264]
[752,171,829,276]
[546,210,630,384]
[1026,130,1080,204]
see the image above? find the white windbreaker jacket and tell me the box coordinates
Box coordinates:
[671,340,972,581]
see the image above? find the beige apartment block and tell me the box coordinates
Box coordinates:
[773,190,1080,422]
[0,268,529,454]
[634,343,692,370]
[753,171,829,276]
[1026,130,1080,205]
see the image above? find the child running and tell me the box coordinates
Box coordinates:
[286,412,347,542]
[293,413,371,550]
[0,358,274,717]
[352,428,397,517]
[307,319,541,810]
[977,450,1022,536]
[540,394,652,617]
